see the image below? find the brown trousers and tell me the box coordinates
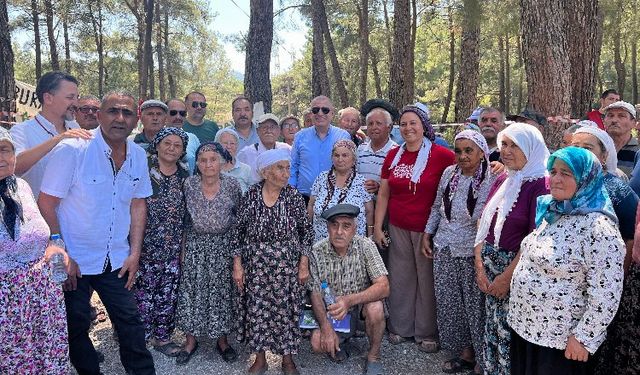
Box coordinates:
[386,224,438,342]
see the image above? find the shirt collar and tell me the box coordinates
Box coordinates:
[232,122,258,140]
[94,128,131,158]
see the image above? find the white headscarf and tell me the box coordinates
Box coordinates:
[257,148,290,174]
[455,129,490,160]
[474,123,549,247]
[573,126,618,174]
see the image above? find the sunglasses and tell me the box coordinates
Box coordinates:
[311,106,331,115]
[191,101,208,108]
[169,110,187,117]
[78,106,99,114]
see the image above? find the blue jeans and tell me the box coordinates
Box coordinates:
[64,268,155,375]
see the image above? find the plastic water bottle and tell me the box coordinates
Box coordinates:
[49,234,68,283]
[321,280,336,306]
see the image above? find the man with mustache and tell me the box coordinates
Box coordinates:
[10,71,92,197]
[356,107,398,195]
[76,95,101,130]
[479,107,505,162]
[165,98,199,173]
[228,96,260,150]
[183,91,219,143]
[604,101,639,177]
[308,204,389,375]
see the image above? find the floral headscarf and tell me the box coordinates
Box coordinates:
[147,127,190,196]
[194,142,233,175]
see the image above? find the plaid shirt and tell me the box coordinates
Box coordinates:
[309,235,388,296]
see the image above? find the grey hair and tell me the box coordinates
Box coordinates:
[365,108,392,126]
[79,94,100,102]
[337,107,362,125]
[101,90,137,107]
[480,107,506,122]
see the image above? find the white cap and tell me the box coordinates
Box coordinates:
[605,101,636,119]
[257,113,280,126]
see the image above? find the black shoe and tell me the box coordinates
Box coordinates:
[216,343,238,363]
[175,341,199,365]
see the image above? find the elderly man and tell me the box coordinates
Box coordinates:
[338,107,365,146]
[584,89,620,130]
[604,101,639,177]
[166,98,199,173]
[133,99,167,149]
[237,113,291,184]
[183,91,219,143]
[357,108,398,195]
[289,96,350,203]
[309,204,389,375]
[76,95,101,130]
[38,91,156,375]
[478,107,505,162]
[229,96,259,150]
[10,71,91,197]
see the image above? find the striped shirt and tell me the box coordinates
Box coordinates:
[309,235,388,296]
[617,137,639,178]
[356,138,398,182]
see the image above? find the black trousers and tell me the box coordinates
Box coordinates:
[64,268,155,375]
[511,329,591,375]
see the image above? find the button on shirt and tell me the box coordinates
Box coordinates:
[10,114,80,198]
[40,129,152,275]
[356,138,398,182]
[237,140,291,184]
[289,125,351,195]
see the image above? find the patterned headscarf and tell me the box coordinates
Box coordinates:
[194,142,233,175]
[149,127,189,159]
[322,139,358,211]
[573,126,618,174]
[333,139,357,159]
[0,127,23,240]
[535,146,616,227]
[147,127,190,196]
[475,123,550,246]
[400,103,435,141]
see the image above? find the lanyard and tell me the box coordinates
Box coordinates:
[34,115,66,137]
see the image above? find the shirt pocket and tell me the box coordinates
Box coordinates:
[117,174,140,203]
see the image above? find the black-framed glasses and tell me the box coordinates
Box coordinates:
[169,110,187,117]
[191,101,207,108]
[78,106,99,114]
[311,106,331,115]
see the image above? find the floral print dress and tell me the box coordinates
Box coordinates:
[230,183,313,355]
[0,178,68,375]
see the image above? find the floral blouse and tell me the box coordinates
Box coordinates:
[508,212,625,354]
[184,174,242,235]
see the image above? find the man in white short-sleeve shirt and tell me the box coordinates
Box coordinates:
[38,91,156,375]
[10,71,92,197]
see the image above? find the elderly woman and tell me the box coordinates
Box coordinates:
[423,130,497,374]
[508,147,625,374]
[175,142,243,365]
[0,128,68,374]
[215,128,252,192]
[134,127,190,357]
[373,104,455,352]
[280,115,301,146]
[474,123,550,375]
[308,139,374,243]
[231,148,313,375]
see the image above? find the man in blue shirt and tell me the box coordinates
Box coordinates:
[289,95,350,203]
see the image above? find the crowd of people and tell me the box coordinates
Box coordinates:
[1,70,639,375]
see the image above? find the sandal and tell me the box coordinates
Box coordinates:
[175,341,199,365]
[417,339,439,353]
[365,360,384,375]
[442,357,475,373]
[387,333,411,345]
[247,363,268,375]
[153,342,181,357]
[216,342,238,363]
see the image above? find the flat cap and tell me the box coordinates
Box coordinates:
[605,100,637,118]
[258,113,280,126]
[360,98,400,122]
[140,99,168,112]
[507,108,548,127]
[321,204,360,221]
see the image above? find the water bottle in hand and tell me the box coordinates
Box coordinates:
[49,234,68,283]
[321,280,336,306]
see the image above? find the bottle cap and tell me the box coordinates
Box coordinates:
[321,280,328,289]
[50,233,62,240]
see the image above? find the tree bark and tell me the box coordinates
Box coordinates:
[31,0,42,80]
[244,0,274,112]
[87,0,105,97]
[356,0,369,106]
[454,0,481,122]
[156,1,165,100]
[521,0,571,146]
[0,0,15,116]
[613,1,625,98]
[143,0,154,99]
[124,0,146,99]
[505,32,511,115]
[311,0,330,98]
[564,0,601,118]
[632,40,638,104]
[516,34,524,111]
[441,8,455,123]
[388,0,412,110]
[382,0,392,64]
[43,0,59,71]
[318,0,348,108]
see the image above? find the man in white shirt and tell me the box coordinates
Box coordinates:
[38,91,156,375]
[357,108,398,194]
[237,113,291,184]
[10,71,92,197]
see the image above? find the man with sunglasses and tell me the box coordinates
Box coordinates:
[289,95,350,203]
[229,96,260,150]
[183,91,219,143]
[166,98,200,173]
[76,95,101,130]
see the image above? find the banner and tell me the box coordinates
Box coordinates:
[15,80,41,118]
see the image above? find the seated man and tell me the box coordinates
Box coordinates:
[309,204,389,375]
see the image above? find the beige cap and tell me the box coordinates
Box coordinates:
[605,101,636,118]
[257,113,280,126]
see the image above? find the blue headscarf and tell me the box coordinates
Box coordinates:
[535,146,617,227]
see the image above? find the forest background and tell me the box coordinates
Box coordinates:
[1,0,639,141]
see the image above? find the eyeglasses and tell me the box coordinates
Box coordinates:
[259,123,279,131]
[191,101,208,108]
[169,110,187,117]
[78,106,99,114]
[311,107,331,115]
[282,122,299,129]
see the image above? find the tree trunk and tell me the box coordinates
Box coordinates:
[31,0,42,80]
[382,0,392,64]
[565,0,601,118]
[164,6,176,98]
[406,0,416,102]
[505,32,511,115]
[454,0,481,122]
[319,0,348,108]
[244,0,274,112]
[516,35,524,111]
[499,36,506,111]
[143,0,154,99]
[613,1,625,98]
[521,0,571,146]
[368,42,383,98]
[388,0,412,110]
[356,0,369,106]
[310,0,330,97]
[441,8,455,123]
[63,15,71,73]
[43,0,59,70]
[88,0,105,97]
[632,40,638,104]
[155,1,165,100]
[124,0,146,99]
[0,0,15,116]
